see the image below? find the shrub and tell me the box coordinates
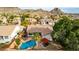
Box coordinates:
[32,32,42,42]
[15,39,20,45]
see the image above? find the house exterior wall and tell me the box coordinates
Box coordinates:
[0,36,9,43]
[42,34,53,41]
[40,19,54,26]
[0,25,20,43]
[8,25,20,42]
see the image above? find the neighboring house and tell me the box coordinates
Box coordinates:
[40,16,54,26]
[0,25,20,43]
[27,25,53,41]
[25,18,37,24]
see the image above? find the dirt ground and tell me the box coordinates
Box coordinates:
[33,42,63,51]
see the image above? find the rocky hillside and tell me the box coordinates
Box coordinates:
[0,7,21,14]
[50,8,79,19]
[0,7,78,19]
[50,8,64,15]
[22,8,51,18]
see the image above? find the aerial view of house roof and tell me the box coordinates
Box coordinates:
[0,25,16,36]
[27,24,53,35]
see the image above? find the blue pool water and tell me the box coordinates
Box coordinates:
[20,40,36,50]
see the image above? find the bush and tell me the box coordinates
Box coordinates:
[15,39,20,45]
[52,16,79,50]
[0,43,6,48]
[0,20,2,24]
[32,32,42,42]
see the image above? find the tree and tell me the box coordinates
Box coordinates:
[51,16,79,50]
[21,20,30,27]
[21,14,30,22]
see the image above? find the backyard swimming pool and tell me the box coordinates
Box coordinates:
[19,40,36,50]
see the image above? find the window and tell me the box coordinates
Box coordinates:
[46,22,49,24]
[0,36,3,39]
[5,36,8,39]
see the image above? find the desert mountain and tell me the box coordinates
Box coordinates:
[50,8,64,15]
[0,7,21,14]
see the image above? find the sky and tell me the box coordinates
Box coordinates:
[20,7,79,13]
